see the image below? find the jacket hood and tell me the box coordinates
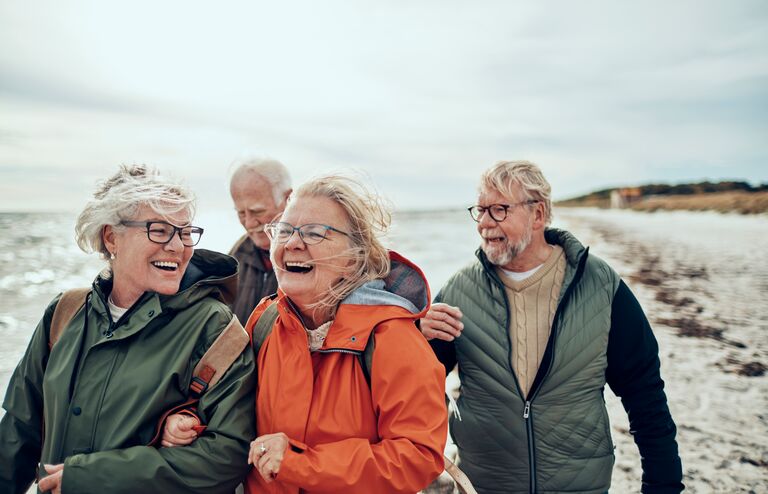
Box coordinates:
[93,248,238,312]
[275,250,431,352]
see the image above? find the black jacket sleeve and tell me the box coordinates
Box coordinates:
[607,280,684,494]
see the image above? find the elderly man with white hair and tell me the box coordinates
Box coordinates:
[228,158,292,323]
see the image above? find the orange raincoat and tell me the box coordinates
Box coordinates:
[244,252,447,494]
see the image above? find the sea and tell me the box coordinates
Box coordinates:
[1,207,767,491]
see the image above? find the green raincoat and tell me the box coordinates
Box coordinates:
[0,249,256,494]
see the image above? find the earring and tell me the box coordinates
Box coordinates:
[110,252,116,260]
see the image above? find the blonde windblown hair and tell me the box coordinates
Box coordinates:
[286,174,391,314]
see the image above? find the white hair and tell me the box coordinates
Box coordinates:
[230,157,292,205]
[480,160,553,225]
[75,164,196,259]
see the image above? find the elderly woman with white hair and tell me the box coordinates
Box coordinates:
[164,175,448,494]
[0,165,255,494]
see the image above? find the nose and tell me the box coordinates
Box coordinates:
[283,229,306,250]
[244,211,263,230]
[164,230,186,251]
[477,209,496,228]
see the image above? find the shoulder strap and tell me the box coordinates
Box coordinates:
[48,288,90,350]
[444,455,478,494]
[189,315,250,397]
[251,303,279,357]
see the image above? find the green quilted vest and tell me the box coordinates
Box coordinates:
[439,229,620,494]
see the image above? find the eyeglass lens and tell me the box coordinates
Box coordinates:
[147,222,203,246]
[267,223,330,244]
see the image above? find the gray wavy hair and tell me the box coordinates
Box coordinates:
[480,160,553,225]
[287,175,391,313]
[75,164,196,259]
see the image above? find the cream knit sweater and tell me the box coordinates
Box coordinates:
[496,245,566,397]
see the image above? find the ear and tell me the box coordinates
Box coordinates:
[103,225,118,255]
[531,202,547,230]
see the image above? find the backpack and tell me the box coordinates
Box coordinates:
[48,288,250,444]
[251,302,477,494]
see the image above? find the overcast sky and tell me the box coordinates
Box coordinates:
[1,0,766,213]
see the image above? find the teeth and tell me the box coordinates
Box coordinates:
[152,261,179,268]
[286,261,312,268]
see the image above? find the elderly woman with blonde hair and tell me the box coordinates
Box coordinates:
[0,165,255,494]
[165,175,448,494]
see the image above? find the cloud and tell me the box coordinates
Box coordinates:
[0,0,766,212]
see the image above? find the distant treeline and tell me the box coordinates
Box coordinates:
[560,180,768,204]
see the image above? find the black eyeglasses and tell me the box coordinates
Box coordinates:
[467,201,539,222]
[264,222,349,245]
[120,221,204,247]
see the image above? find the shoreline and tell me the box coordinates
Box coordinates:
[557,190,768,215]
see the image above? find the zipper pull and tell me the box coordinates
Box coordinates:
[523,400,531,419]
[103,322,115,339]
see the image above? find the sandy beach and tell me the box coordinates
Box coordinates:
[2,208,766,493]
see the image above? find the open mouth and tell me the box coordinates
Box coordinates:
[285,261,313,274]
[152,261,179,272]
[483,236,506,244]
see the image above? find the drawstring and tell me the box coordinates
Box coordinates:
[447,393,462,421]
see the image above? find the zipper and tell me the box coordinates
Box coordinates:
[316,348,362,356]
[524,400,536,494]
[483,245,590,494]
[519,248,589,494]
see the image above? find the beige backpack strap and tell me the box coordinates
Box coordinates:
[444,455,478,494]
[189,315,249,397]
[48,288,90,349]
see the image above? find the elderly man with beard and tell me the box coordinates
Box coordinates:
[421,161,684,494]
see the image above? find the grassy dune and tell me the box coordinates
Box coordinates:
[558,190,768,215]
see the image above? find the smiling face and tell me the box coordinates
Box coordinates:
[271,195,354,324]
[104,204,194,307]
[477,185,536,269]
[231,172,288,250]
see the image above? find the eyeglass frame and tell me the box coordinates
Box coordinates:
[264,221,350,245]
[467,200,540,222]
[119,220,204,247]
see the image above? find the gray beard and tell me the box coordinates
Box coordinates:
[483,227,533,267]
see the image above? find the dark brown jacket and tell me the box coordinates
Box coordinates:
[229,235,278,323]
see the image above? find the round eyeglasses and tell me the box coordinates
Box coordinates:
[120,221,204,247]
[264,222,350,245]
[467,201,539,222]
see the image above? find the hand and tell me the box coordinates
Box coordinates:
[420,303,463,341]
[161,413,200,448]
[39,463,64,494]
[249,432,290,483]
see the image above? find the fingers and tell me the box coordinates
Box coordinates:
[432,303,463,320]
[421,304,464,341]
[256,449,282,483]
[162,415,199,447]
[44,464,64,474]
[249,432,289,479]
[40,464,64,493]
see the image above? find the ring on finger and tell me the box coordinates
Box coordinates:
[259,443,267,453]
